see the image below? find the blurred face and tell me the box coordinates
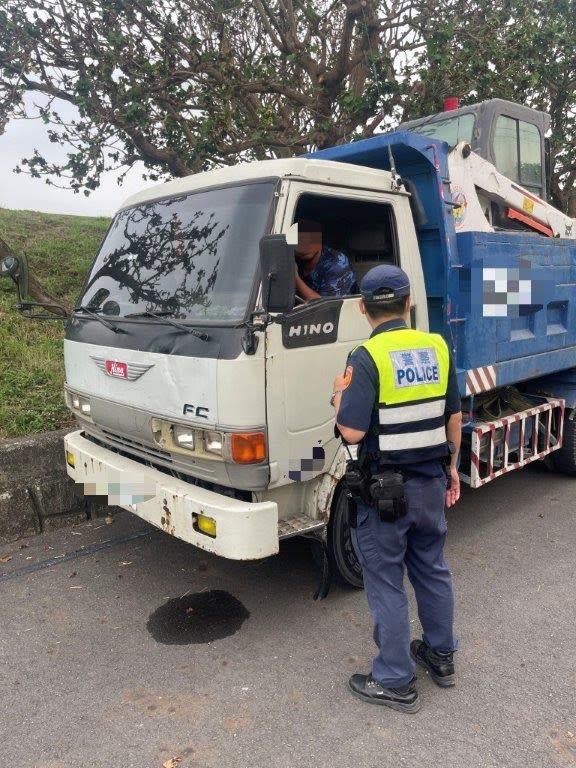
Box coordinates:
[296,222,322,260]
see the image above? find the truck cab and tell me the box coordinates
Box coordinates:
[399,98,550,201]
[61,158,423,581]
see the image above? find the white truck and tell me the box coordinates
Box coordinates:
[2,98,575,589]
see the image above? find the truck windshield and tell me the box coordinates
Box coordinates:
[78,181,275,322]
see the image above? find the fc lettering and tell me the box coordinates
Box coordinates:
[183,404,210,418]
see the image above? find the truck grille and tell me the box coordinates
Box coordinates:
[88,428,173,465]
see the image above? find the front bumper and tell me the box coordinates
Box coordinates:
[64,430,279,559]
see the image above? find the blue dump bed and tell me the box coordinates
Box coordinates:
[310,133,576,399]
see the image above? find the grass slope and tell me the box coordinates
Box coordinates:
[0,208,110,439]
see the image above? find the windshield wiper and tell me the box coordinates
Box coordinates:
[124,310,210,341]
[73,306,126,333]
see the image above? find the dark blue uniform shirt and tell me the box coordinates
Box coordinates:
[299,246,358,296]
[337,319,461,477]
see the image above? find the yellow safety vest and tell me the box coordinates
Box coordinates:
[360,327,450,465]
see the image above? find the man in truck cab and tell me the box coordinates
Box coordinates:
[331,264,462,713]
[294,219,358,300]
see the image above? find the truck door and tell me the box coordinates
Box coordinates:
[264,181,427,494]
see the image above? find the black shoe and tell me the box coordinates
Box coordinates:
[410,639,455,687]
[348,673,421,713]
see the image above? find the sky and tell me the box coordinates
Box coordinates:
[0,99,158,218]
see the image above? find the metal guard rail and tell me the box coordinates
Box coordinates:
[460,397,565,488]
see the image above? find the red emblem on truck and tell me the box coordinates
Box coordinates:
[105,360,128,378]
[90,356,154,381]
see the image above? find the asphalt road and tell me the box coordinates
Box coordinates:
[1,463,575,768]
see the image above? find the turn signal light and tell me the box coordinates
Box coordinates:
[65,450,75,468]
[230,432,266,464]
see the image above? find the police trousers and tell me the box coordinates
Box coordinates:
[351,474,457,688]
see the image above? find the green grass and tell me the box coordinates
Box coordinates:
[0,208,110,438]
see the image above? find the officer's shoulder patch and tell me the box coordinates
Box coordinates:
[389,347,440,388]
[342,365,353,389]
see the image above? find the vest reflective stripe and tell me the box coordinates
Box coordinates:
[379,425,447,451]
[378,396,445,425]
[360,328,450,464]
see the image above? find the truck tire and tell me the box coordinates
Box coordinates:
[552,411,576,475]
[327,484,364,589]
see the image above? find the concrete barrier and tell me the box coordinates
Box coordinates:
[0,429,104,543]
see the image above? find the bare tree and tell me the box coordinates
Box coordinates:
[1,0,574,211]
[0,0,424,191]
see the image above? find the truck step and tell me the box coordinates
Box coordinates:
[278,515,325,539]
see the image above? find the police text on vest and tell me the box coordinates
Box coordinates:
[389,348,440,388]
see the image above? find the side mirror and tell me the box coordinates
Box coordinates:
[0,252,29,300]
[259,234,295,314]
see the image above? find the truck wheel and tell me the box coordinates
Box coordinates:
[327,485,364,589]
[552,411,576,475]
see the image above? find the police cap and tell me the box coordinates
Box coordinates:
[360,264,411,302]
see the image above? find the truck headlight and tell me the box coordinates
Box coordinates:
[67,390,91,418]
[204,431,223,455]
[172,425,195,449]
[149,419,264,464]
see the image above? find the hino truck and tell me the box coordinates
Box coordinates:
[2,98,575,588]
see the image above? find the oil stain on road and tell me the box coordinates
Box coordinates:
[147,589,250,644]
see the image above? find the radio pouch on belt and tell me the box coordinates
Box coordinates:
[343,454,408,525]
[368,470,407,523]
[343,459,367,528]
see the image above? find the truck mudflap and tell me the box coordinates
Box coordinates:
[460,396,565,488]
[63,430,279,560]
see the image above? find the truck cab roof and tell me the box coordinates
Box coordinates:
[120,157,398,211]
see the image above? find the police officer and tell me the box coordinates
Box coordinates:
[331,264,462,714]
